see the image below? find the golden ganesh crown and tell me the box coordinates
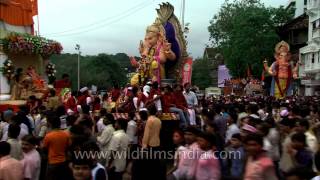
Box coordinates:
[275,41,290,53]
[146,19,164,35]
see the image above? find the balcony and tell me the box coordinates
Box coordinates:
[313,28,320,42]
[308,0,320,9]
[304,62,320,73]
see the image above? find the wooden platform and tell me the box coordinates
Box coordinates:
[0,100,26,112]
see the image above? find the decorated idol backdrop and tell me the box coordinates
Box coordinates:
[0,0,62,100]
[130,3,190,86]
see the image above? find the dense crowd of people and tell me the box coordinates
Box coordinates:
[1,77,320,180]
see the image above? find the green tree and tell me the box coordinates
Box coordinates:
[192,58,212,89]
[208,0,294,78]
[51,53,128,90]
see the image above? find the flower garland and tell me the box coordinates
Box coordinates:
[2,32,63,57]
[46,62,56,77]
[0,59,15,81]
[46,62,56,84]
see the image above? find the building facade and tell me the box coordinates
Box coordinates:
[299,0,320,96]
[287,0,308,18]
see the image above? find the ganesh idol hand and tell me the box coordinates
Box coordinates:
[163,40,172,52]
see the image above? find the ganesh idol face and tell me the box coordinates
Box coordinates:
[279,45,288,53]
[279,52,287,60]
[145,32,158,48]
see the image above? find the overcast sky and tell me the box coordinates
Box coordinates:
[36,0,288,58]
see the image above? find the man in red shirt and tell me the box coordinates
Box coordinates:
[54,74,72,95]
[169,84,190,128]
[111,84,121,102]
[77,87,89,106]
[160,85,175,113]
[148,82,162,114]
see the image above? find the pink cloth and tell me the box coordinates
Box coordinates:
[242,124,257,133]
[173,143,200,179]
[244,153,278,180]
[195,150,221,180]
[0,155,23,180]
[21,149,41,180]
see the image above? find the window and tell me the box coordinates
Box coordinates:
[313,22,317,30]
[312,53,315,63]
[304,0,307,5]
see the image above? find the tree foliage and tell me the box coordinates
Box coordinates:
[192,58,212,89]
[51,53,130,90]
[208,0,294,78]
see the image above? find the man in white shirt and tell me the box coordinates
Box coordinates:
[97,114,115,166]
[21,135,41,180]
[1,114,29,141]
[126,112,138,146]
[108,118,129,180]
[225,114,240,144]
[96,109,107,134]
[7,124,23,160]
[183,83,198,126]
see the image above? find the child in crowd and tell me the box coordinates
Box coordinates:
[7,123,23,160]
[70,153,94,180]
[172,127,200,180]
[21,135,41,180]
[243,134,278,180]
[288,132,313,169]
[167,129,185,178]
[195,131,221,180]
[227,133,245,179]
[81,141,107,180]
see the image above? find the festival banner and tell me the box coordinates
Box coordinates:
[182,57,193,85]
[218,65,231,88]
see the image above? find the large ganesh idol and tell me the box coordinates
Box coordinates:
[130,3,187,86]
[264,41,298,99]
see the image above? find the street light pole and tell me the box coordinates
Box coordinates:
[181,0,185,30]
[75,44,81,91]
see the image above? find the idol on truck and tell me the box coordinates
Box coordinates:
[130,3,188,87]
[264,41,299,99]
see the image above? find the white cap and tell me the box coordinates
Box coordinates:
[143,85,150,93]
[80,87,88,93]
[128,87,133,90]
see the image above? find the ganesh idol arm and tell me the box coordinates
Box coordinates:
[162,40,176,60]
[158,47,175,63]
[263,59,270,72]
[263,60,276,76]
